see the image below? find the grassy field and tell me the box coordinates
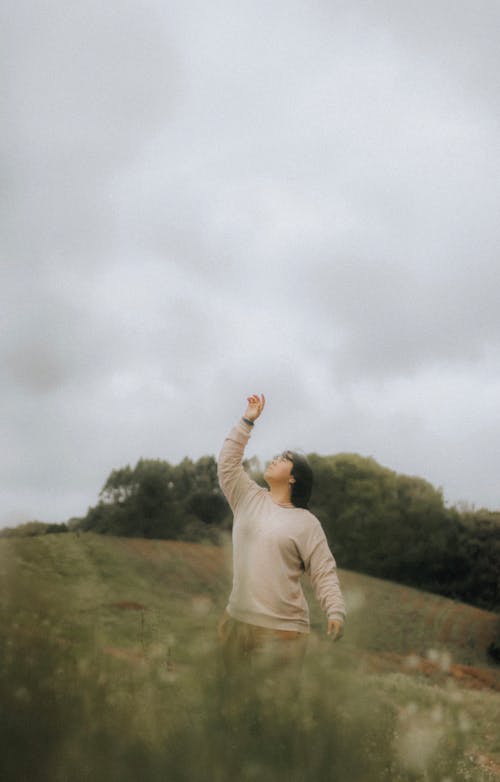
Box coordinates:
[1,531,499,781]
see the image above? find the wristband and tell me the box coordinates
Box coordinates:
[242,417,255,427]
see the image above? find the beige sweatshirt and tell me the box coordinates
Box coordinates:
[217,418,346,633]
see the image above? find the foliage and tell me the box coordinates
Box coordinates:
[308,453,499,612]
[78,456,230,542]
[0,521,68,538]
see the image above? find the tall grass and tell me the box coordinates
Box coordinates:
[0,534,498,782]
[2,624,495,781]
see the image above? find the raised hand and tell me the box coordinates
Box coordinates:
[244,393,266,422]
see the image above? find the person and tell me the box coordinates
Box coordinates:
[216,393,346,685]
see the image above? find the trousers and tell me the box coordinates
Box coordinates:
[215,610,310,735]
[217,609,309,677]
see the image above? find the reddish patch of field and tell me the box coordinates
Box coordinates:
[117,538,226,582]
[470,752,500,778]
[108,601,147,611]
[360,650,500,692]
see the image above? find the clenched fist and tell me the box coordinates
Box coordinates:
[244,393,266,422]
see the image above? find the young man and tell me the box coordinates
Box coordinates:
[217,393,346,676]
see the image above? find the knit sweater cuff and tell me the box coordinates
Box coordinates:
[239,418,254,432]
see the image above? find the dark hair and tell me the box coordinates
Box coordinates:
[281,450,313,509]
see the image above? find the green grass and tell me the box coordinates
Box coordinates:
[1,532,499,782]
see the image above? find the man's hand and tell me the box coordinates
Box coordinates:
[327,619,344,641]
[244,393,266,422]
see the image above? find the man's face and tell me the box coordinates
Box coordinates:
[264,452,295,484]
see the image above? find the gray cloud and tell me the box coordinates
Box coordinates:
[2,0,500,525]
[1,0,177,263]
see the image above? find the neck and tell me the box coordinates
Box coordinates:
[269,483,294,507]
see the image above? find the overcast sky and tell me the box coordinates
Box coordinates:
[2,0,500,527]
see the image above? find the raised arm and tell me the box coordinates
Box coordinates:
[217,394,266,513]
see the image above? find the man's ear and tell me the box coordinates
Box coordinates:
[289,477,296,485]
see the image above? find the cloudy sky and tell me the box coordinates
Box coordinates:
[2,0,500,527]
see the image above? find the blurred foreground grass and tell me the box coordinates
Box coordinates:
[1,532,499,781]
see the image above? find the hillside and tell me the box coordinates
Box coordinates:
[1,532,499,781]
[2,531,497,667]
